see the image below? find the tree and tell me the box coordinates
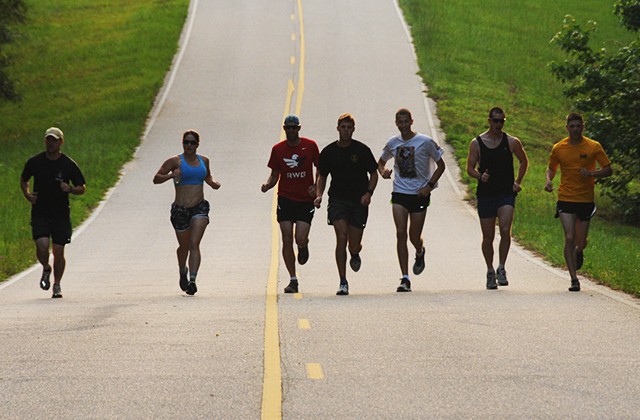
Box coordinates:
[550,0,640,224]
[0,0,27,102]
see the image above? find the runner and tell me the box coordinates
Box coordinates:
[545,112,612,291]
[20,127,86,298]
[378,108,446,292]
[153,130,221,295]
[261,114,319,293]
[314,113,378,296]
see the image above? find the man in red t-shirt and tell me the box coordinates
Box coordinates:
[262,114,319,293]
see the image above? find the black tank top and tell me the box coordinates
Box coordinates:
[476,133,514,197]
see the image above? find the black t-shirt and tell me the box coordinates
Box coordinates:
[21,152,86,219]
[318,140,377,202]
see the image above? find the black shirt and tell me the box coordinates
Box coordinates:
[21,152,86,219]
[318,140,377,202]
[476,133,514,198]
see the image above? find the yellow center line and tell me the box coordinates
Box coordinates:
[261,1,306,419]
[306,363,324,380]
[294,0,305,115]
[297,318,311,329]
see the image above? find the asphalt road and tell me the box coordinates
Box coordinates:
[2,0,639,418]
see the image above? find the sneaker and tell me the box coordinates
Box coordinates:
[51,283,62,298]
[349,254,361,272]
[413,247,425,275]
[297,246,309,265]
[40,266,52,291]
[179,267,188,291]
[497,267,509,286]
[569,279,581,292]
[576,250,584,270]
[396,278,412,292]
[284,280,298,293]
[186,280,197,296]
[486,272,498,290]
[336,282,349,296]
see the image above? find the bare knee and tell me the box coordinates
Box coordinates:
[396,228,407,243]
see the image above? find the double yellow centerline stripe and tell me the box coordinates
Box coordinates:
[261,1,306,419]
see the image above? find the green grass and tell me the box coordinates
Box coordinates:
[0,0,189,279]
[2,1,638,296]
[400,0,640,296]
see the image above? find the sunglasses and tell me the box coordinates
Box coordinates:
[183,140,198,146]
[283,125,299,131]
[491,118,506,123]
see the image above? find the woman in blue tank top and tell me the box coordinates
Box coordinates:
[153,130,221,295]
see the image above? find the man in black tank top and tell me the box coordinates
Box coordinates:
[466,107,529,290]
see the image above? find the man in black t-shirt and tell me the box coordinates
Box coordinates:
[20,127,86,298]
[314,113,378,296]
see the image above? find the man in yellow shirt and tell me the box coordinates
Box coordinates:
[545,112,612,292]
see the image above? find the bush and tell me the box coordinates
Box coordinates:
[550,1,640,224]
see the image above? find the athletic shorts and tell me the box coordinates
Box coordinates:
[555,201,596,221]
[391,192,431,213]
[327,198,368,229]
[31,216,72,245]
[477,194,516,218]
[170,200,210,232]
[277,196,315,224]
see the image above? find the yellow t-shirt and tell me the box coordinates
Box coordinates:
[548,136,611,202]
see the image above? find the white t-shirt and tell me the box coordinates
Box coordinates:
[380,132,444,194]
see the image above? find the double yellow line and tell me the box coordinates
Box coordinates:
[261,1,305,418]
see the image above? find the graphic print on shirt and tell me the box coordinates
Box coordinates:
[397,146,417,178]
[283,154,308,179]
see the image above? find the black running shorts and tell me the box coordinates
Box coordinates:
[31,216,72,245]
[277,196,315,224]
[391,192,431,213]
[555,201,596,221]
[327,198,368,229]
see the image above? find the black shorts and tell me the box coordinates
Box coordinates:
[477,194,516,219]
[391,192,431,213]
[277,196,315,224]
[555,201,596,221]
[170,200,210,232]
[31,216,72,245]
[327,198,368,229]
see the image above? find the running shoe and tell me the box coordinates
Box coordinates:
[396,278,412,292]
[349,254,361,272]
[51,283,62,298]
[284,280,299,294]
[40,266,52,291]
[297,246,309,265]
[497,267,509,286]
[569,279,581,292]
[413,247,425,275]
[186,280,197,296]
[179,267,188,291]
[576,250,584,270]
[486,272,498,290]
[336,282,349,296]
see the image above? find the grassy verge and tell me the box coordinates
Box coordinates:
[400,0,640,296]
[0,0,189,279]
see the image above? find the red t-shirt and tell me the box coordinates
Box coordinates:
[267,137,319,202]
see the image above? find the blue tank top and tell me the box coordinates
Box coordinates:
[176,154,206,186]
